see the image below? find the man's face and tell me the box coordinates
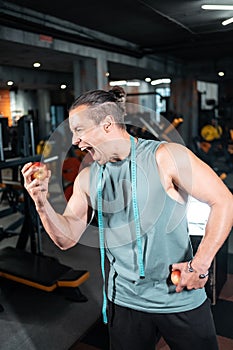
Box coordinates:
[69,105,109,164]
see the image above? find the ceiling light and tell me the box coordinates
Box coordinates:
[151,78,171,86]
[222,16,233,25]
[218,71,225,77]
[7,80,14,86]
[201,5,233,10]
[109,80,127,86]
[33,62,41,68]
[202,5,233,26]
[145,77,151,82]
[60,84,67,89]
[105,72,110,77]
[126,81,140,87]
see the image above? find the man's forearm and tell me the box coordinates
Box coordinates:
[37,199,86,250]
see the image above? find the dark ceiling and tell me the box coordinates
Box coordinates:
[1,0,233,83]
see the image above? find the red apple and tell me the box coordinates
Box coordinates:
[31,162,48,181]
[171,270,181,286]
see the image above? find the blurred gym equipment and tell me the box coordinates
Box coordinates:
[0,118,89,304]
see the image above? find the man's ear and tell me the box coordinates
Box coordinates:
[103,115,114,133]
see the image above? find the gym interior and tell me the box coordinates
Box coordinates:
[0,1,233,349]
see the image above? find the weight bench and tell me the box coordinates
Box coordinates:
[0,246,89,301]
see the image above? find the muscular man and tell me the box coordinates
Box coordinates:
[22,87,233,350]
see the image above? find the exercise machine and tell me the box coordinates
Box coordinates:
[0,156,89,301]
[0,119,89,303]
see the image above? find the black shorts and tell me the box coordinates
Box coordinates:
[108,298,218,350]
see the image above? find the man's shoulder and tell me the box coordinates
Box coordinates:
[138,138,164,152]
[155,142,193,172]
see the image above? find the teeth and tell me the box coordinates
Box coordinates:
[81,147,86,151]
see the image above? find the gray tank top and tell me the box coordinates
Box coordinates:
[90,138,206,313]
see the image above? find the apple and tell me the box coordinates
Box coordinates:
[31,162,48,181]
[171,270,181,286]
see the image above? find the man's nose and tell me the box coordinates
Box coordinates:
[72,135,81,146]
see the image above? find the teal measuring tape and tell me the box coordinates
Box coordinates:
[130,135,145,278]
[97,135,145,324]
[97,164,108,324]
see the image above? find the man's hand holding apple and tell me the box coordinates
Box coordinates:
[171,261,209,293]
[21,162,50,211]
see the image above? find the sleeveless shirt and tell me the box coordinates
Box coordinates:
[90,138,206,313]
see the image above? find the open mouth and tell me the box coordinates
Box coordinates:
[81,146,91,152]
[81,146,95,157]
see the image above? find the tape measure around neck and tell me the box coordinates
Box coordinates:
[97,135,145,324]
[130,135,145,278]
[97,164,108,324]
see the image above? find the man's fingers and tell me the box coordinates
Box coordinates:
[171,263,180,271]
[21,162,33,175]
[176,285,184,293]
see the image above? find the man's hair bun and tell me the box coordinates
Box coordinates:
[109,86,126,104]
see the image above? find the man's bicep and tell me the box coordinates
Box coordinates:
[157,143,229,205]
[170,145,230,206]
[63,168,90,225]
[187,152,231,206]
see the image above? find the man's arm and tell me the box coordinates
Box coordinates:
[22,163,90,250]
[156,143,233,291]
